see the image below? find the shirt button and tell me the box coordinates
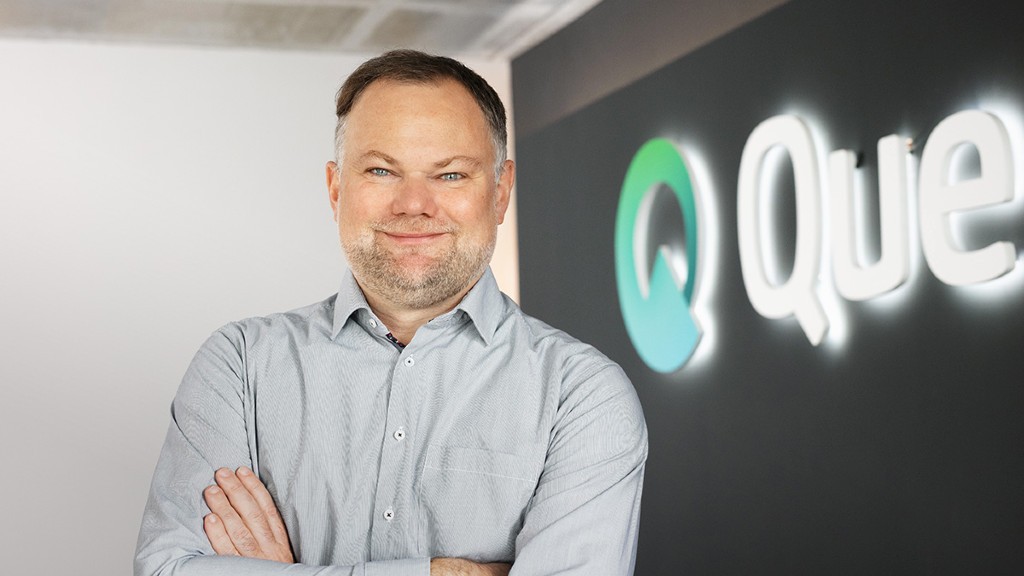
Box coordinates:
[383,507,395,521]
[404,357,415,367]
[394,428,406,441]
[368,319,378,328]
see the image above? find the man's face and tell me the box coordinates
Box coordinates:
[328,79,514,310]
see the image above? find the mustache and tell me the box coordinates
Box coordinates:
[371,218,456,235]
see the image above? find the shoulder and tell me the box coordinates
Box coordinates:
[208,295,337,351]
[498,297,639,408]
[499,302,648,463]
[177,295,337,397]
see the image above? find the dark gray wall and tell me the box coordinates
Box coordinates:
[512,0,788,139]
[512,1,1024,573]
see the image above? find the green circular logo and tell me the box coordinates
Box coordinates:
[615,139,702,373]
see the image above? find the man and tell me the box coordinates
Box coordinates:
[135,50,647,576]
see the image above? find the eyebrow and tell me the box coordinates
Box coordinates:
[433,156,484,171]
[357,150,398,165]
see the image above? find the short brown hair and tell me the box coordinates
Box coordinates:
[334,49,508,176]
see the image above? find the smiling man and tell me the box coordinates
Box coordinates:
[135,50,647,576]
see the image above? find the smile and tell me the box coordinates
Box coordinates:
[380,230,449,246]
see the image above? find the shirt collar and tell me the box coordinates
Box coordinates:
[454,267,501,346]
[332,269,372,340]
[331,267,503,345]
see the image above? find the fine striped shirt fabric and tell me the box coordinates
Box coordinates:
[135,268,648,576]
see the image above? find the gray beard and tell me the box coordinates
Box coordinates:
[344,232,494,310]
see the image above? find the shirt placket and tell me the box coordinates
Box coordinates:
[368,340,422,560]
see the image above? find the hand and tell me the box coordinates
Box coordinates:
[430,557,511,576]
[203,466,295,563]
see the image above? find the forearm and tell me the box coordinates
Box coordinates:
[430,558,510,576]
[136,554,429,576]
[135,428,432,576]
[138,555,505,576]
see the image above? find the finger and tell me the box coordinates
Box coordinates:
[203,513,240,556]
[214,468,277,546]
[204,483,261,556]
[236,467,289,544]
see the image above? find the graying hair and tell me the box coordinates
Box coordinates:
[333,50,508,182]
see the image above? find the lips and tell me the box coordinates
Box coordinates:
[377,228,452,247]
[386,231,445,239]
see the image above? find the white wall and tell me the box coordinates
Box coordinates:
[0,39,515,575]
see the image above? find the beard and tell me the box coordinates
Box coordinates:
[343,217,495,310]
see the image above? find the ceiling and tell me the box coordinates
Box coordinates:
[0,0,603,59]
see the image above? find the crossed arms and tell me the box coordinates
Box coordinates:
[202,466,509,575]
[134,326,648,576]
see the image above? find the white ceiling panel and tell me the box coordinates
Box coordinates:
[0,0,603,58]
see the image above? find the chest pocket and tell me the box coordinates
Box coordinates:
[418,444,545,562]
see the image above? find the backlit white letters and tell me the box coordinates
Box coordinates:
[737,115,828,344]
[739,110,1017,344]
[919,110,1016,285]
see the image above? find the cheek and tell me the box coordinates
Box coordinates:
[340,185,393,221]
[449,194,497,226]
[336,205,364,244]
[337,192,376,229]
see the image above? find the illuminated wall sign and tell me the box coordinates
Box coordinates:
[618,108,1018,371]
[737,115,829,344]
[615,139,706,373]
[829,134,910,302]
[739,109,1017,344]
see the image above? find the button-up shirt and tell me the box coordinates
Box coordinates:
[135,268,647,576]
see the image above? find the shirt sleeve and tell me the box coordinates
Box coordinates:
[134,327,431,576]
[510,363,648,576]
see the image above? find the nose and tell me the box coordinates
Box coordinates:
[391,175,437,216]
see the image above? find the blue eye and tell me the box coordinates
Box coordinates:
[440,173,463,181]
[369,168,390,176]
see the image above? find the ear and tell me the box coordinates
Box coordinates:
[326,161,341,222]
[494,159,515,225]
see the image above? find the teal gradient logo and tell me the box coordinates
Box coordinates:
[615,139,702,373]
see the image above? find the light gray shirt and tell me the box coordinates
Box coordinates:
[135,268,647,576]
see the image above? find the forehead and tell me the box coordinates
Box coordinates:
[345,80,490,149]
[350,79,485,126]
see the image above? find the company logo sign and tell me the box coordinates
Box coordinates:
[615,108,1019,374]
[615,139,704,373]
[737,110,1017,344]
